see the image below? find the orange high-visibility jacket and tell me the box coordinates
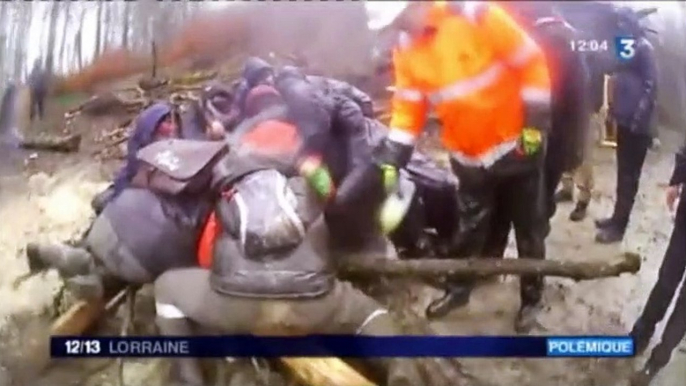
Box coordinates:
[389,2,551,168]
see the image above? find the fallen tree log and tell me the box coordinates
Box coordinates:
[339,252,641,282]
[19,133,81,153]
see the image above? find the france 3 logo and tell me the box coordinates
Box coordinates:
[615,36,637,62]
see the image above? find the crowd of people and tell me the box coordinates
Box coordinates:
[19,2,686,386]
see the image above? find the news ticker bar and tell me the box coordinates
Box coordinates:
[51,336,634,358]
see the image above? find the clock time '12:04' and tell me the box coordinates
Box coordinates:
[569,39,609,53]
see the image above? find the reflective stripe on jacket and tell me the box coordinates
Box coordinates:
[389,2,551,168]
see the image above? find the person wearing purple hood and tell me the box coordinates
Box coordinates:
[91,102,178,213]
[22,102,210,299]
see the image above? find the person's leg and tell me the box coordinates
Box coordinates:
[154,268,260,385]
[631,189,686,354]
[596,127,626,229]
[502,165,547,332]
[36,92,45,120]
[631,277,686,386]
[482,191,511,259]
[292,280,423,386]
[425,160,495,319]
[544,161,565,236]
[569,161,593,222]
[555,171,575,203]
[597,129,650,243]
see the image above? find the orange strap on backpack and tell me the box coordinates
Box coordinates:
[197,210,219,269]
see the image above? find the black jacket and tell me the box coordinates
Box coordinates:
[533,17,591,172]
[308,76,374,118]
[670,138,686,187]
[610,37,657,133]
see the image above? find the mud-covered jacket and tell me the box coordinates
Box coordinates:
[670,138,686,187]
[308,76,374,118]
[209,151,334,299]
[274,73,345,177]
[610,37,657,133]
[99,187,209,279]
[532,16,591,172]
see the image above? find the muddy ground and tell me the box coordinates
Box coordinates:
[1,99,685,386]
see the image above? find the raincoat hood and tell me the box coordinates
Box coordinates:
[242,57,273,86]
[112,102,172,195]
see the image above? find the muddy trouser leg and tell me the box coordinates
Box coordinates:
[154,268,260,386]
[154,270,422,386]
[574,161,594,204]
[501,165,546,308]
[482,190,511,259]
[612,128,651,230]
[559,172,574,195]
[423,160,494,317]
[544,159,565,235]
[631,189,686,354]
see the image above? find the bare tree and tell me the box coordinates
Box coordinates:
[102,2,111,52]
[44,1,61,74]
[94,0,104,57]
[73,8,88,71]
[121,0,132,49]
[58,0,72,74]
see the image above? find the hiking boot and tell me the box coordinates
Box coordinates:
[595,225,625,244]
[629,367,656,386]
[554,189,573,203]
[425,285,473,319]
[25,242,93,277]
[65,274,104,301]
[569,201,588,222]
[514,302,544,333]
[594,217,615,229]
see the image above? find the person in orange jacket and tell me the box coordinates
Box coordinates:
[372,1,552,331]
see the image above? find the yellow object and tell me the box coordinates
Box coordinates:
[379,195,406,235]
[280,357,376,386]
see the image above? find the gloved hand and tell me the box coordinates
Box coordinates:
[298,156,335,200]
[380,163,399,194]
[377,163,403,235]
[518,127,543,156]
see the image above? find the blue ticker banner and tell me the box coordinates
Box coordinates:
[51,335,635,358]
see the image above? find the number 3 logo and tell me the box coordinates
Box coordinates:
[616,37,636,61]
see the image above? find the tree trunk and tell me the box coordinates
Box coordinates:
[58,0,72,74]
[121,0,131,49]
[339,253,641,282]
[94,0,104,58]
[44,2,61,75]
[74,8,87,71]
[101,2,111,52]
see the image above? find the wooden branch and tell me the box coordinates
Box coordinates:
[20,133,81,152]
[339,252,641,282]
[279,358,375,386]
